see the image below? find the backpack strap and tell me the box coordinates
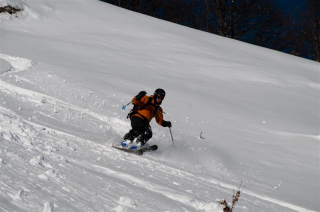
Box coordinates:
[141,97,153,110]
[127,96,153,119]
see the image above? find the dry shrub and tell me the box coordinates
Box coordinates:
[218,181,244,212]
[0,5,22,15]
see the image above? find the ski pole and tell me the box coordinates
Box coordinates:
[169,127,175,147]
[122,101,132,110]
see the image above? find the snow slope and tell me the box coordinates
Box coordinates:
[0,0,319,211]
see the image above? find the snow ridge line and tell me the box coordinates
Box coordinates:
[74,145,315,212]
[0,53,123,132]
[153,165,317,212]
[198,177,317,212]
[72,157,219,211]
[0,78,127,133]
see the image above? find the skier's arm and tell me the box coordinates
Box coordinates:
[155,107,164,126]
[155,107,171,127]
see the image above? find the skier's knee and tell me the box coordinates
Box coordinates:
[144,130,152,141]
[123,132,134,141]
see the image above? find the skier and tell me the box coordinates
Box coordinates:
[121,88,172,149]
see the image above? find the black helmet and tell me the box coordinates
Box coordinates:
[154,88,165,98]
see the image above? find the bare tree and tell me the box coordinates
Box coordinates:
[252,1,296,53]
[99,0,318,61]
[299,0,320,61]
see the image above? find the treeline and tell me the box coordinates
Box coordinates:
[100,0,319,62]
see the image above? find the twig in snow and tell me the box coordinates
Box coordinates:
[218,181,244,212]
[200,131,205,139]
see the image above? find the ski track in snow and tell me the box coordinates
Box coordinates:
[0,102,315,211]
[0,51,318,212]
[0,53,220,211]
[0,53,129,140]
[0,105,220,211]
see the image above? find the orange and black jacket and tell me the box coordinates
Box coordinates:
[131,95,164,126]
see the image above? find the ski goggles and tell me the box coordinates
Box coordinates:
[157,95,164,100]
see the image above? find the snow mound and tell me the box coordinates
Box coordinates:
[0,53,33,73]
[43,201,54,212]
[0,58,12,74]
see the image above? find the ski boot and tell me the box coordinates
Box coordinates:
[128,140,142,150]
[120,140,132,148]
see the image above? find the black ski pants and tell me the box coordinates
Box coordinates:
[124,116,152,144]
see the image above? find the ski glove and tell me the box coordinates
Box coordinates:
[162,121,172,128]
[135,91,147,100]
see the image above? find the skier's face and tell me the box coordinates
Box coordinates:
[156,96,163,103]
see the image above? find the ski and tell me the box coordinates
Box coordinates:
[112,145,158,155]
[140,145,158,152]
[112,146,143,155]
